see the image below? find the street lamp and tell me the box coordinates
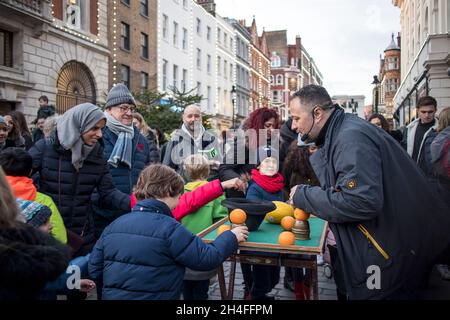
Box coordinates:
[349,98,358,116]
[231,85,236,128]
[372,75,380,114]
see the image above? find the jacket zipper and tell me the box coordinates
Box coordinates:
[357,224,390,260]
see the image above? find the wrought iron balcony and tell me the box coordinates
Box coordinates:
[0,0,52,22]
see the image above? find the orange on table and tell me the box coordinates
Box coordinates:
[294,208,310,221]
[229,209,247,224]
[278,231,296,246]
[281,216,295,231]
[217,224,231,236]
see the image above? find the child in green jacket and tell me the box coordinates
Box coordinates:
[181,154,228,300]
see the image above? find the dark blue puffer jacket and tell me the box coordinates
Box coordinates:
[28,133,130,237]
[88,199,238,300]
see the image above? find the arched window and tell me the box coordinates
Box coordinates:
[276,74,283,85]
[270,75,274,84]
[56,60,96,113]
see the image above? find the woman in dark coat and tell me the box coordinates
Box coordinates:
[8,111,33,150]
[218,107,281,299]
[0,167,70,300]
[29,103,130,256]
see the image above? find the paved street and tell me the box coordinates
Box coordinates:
[207,261,337,300]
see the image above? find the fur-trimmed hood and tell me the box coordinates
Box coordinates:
[0,223,71,300]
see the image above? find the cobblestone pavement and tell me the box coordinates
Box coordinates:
[207,261,337,300]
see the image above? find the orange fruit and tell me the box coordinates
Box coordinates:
[217,224,231,236]
[229,209,247,224]
[294,208,310,221]
[281,216,295,231]
[278,231,296,246]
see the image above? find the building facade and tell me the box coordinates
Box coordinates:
[246,18,271,112]
[332,95,366,119]
[108,0,157,93]
[374,33,401,124]
[266,31,301,121]
[225,18,251,127]
[392,0,450,126]
[0,0,109,118]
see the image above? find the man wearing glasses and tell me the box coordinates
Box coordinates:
[92,83,157,238]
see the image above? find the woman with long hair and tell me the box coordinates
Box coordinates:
[219,107,281,198]
[368,113,403,143]
[218,107,281,300]
[8,111,33,150]
[3,114,25,148]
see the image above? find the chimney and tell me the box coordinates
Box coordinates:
[196,0,216,16]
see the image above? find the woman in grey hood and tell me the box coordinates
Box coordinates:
[29,103,130,256]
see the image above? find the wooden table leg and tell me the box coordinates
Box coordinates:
[227,258,237,300]
[217,264,227,300]
[311,260,319,300]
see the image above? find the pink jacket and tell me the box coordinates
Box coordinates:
[130,179,224,221]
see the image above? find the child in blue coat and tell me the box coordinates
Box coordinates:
[88,164,248,300]
[244,146,283,300]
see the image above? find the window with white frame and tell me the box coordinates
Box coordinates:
[207,26,211,42]
[217,57,221,75]
[207,54,211,73]
[276,74,283,85]
[224,60,228,79]
[121,65,130,88]
[197,82,202,96]
[141,32,148,59]
[173,64,178,89]
[162,59,168,91]
[173,21,178,46]
[163,15,168,39]
[182,69,187,92]
[196,18,201,35]
[197,48,201,69]
[141,72,148,90]
[182,28,187,50]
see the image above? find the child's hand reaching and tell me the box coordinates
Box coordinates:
[221,178,246,192]
[231,226,249,243]
[79,279,96,293]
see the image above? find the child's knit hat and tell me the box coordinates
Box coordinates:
[16,199,51,228]
[256,145,279,166]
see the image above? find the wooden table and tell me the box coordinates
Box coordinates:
[199,216,328,300]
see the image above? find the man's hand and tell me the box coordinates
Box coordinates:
[221,178,246,192]
[231,226,249,243]
[288,185,299,206]
[79,279,96,293]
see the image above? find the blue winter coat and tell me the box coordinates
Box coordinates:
[102,126,152,194]
[293,107,450,299]
[88,199,238,300]
[246,181,284,202]
[92,126,156,237]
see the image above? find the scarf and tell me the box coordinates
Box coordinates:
[6,176,37,200]
[105,111,135,168]
[182,123,205,144]
[57,103,105,171]
[251,169,284,193]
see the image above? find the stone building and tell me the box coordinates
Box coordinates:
[0,0,109,118]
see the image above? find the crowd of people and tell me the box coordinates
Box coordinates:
[0,83,449,300]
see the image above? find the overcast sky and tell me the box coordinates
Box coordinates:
[214,0,401,105]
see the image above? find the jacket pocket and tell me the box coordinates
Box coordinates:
[350,228,393,288]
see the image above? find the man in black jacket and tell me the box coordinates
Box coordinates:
[289,85,450,299]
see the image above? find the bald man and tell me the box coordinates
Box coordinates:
[163,104,221,179]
